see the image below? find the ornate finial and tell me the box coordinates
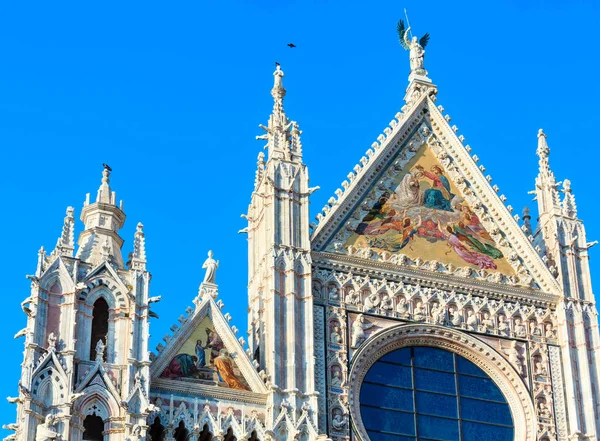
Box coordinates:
[95,339,105,362]
[202,250,219,284]
[131,222,147,270]
[51,206,76,258]
[97,165,114,204]
[397,19,430,77]
[537,129,550,158]
[522,206,532,236]
[562,179,578,218]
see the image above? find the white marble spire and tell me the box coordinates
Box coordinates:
[130,222,147,270]
[257,64,303,163]
[75,166,126,268]
[51,206,75,258]
[534,129,561,216]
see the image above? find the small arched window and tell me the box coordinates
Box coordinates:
[82,415,104,440]
[173,421,190,441]
[148,417,165,441]
[90,298,109,361]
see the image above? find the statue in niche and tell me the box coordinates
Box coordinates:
[514,318,527,337]
[413,301,426,322]
[331,368,343,388]
[330,326,343,345]
[466,311,478,331]
[534,357,548,376]
[537,399,552,419]
[202,250,219,284]
[345,289,360,305]
[450,307,463,327]
[332,412,347,431]
[504,341,524,376]
[396,298,410,318]
[497,315,510,336]
[47,333,57,351]
[35,414,59,441]
[431,303,445,325]
[480,312,494,333]
[351,314,374,349]
[380,295,393,311]
[530,321,543,337]
[397,19,430,76]
[328,287,340,301]
[545,323,557,339]
[363,293,380,313]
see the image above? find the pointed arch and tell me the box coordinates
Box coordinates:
[90,297,109,361]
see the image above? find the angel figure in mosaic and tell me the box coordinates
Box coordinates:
[397,19,430,75]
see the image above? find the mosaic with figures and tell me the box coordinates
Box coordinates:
[159,316,250,391]
[342,144,515,273]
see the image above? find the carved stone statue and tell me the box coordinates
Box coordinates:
[545,323,557,339]
[431,303,445,325]
[332,413,346,431]
[504,341,524,376]
[47,333,57,351]
[330,326,343,345]
[397,19,430,76]
[331,369,342,388]
[380,295,393,311]
[514,318,527,337]
[345,290,360,305]
[35,414,59,441]
[450,307,463,327]
[328,287,340,301]
[498,315,510,336]
[466,311,478,331]
[396,298,410,318]
[95,339,106,362]
[202,250,219,284]
[534,358,548,376]
[413,301,426,322]
[363,293,380,313]
[480,312,494,334]
[351,314,374,349]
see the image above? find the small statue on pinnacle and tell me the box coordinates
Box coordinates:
[397,18,430,76]
[202,250,219,284]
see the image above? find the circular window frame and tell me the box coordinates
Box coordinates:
[348,324,537,441]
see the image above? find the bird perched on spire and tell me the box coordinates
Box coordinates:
[102,163,112,172]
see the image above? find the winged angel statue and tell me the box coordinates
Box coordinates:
[397,19,430,76]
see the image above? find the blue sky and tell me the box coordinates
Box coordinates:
[0,0,598,430]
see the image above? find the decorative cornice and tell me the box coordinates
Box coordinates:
[312,252,559,307]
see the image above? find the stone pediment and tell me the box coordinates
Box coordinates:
[149,290,267,396]
[310,85,560,294]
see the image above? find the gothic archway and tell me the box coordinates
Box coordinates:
[148,417,165,441]
[83,415,104,440]
[173,420,189,441]
[90,297,109,361]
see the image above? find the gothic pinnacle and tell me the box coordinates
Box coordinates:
[536,129,550,159]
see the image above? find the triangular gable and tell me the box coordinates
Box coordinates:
[75,361,121,405]
[77,261,131,308]
[150,295,267,395]
[311,85,560,294]
[38,257,76,292]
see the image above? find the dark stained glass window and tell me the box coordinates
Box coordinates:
[359,347,514,441]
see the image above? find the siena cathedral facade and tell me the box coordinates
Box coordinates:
[6,26,600,441]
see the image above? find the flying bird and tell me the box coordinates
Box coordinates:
[102,163,112,172]
[287,43,296,48]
